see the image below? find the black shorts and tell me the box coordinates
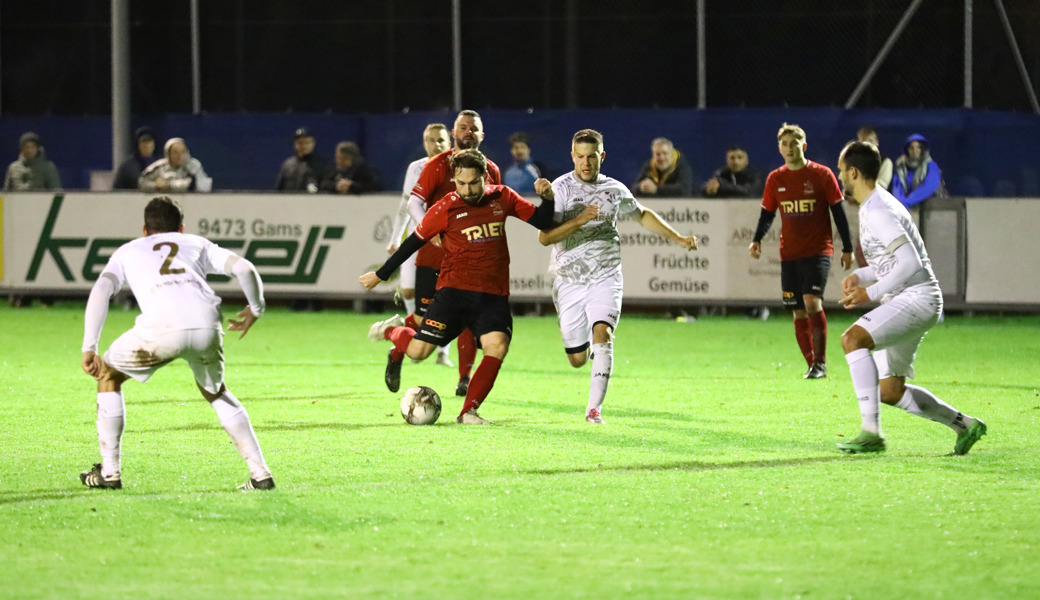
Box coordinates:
[414,266,439,318]
[780,255,830,310]
[413,288,513,347]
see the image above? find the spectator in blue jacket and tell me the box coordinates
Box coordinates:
[891,133,944,208]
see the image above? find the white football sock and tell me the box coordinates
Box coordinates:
[587,342,613,412]
[96,391,125,479]
[894,384,972,433]
[404,296,416,316]
[210,389,271,481]
[846,348,881,435]
[437,345,450,358]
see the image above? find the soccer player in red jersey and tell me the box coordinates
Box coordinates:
[749,123,854,379]
[360,149,597,424]
[397,109,501,398]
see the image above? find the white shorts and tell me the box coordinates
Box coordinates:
[104,326,225,395]
[399,252,417,289]
[855,284,942,379]
[552,275,623,353]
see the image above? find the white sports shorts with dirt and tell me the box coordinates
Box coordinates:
[855,283,943,380]
[552,275,623,352]
[103,326,225,394]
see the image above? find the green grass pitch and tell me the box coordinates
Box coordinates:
[2,302,1038,599]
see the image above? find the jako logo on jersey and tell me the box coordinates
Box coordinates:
[424,318,447,330]
[456,212,469,219]
[780,198,816,213]
[461,221,505,241]
[27,196,345,284]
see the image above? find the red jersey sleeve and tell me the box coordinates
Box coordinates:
[415,196,450,240]
[503,186,537,221]
[411,153,447,202]
[486,159,502,185]
[761,170,780,212]
[820,165,844,206]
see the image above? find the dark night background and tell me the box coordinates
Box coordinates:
[1,1,1038,194]
[3,0,1038,115]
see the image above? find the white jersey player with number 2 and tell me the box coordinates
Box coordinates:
[79,196,276,491]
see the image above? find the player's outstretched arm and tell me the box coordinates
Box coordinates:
[538,204,600,246]
[227,257,265,339]
[638,208,697,250]
[362,233,427,290]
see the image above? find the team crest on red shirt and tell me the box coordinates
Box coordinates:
[803,181,814,195]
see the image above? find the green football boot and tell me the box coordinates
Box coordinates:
[954,419,987,455]
[837,431,886,454]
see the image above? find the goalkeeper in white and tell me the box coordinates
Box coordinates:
[834,141,986,455]
[79,196,275,490]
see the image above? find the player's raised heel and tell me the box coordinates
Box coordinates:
[954,419,987,455]
[80,463,122,489]
[837,431,886,454]
[385,349,403,393]
[455,375,470,397]
[238,476,276,490]
[368,314,405,342]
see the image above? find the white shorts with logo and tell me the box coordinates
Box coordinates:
[855,283,943,380]
[103,326,225,395]
[552,275,623,353]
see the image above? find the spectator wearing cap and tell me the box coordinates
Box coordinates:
[276,127,330,193]
[320,141,383,194]
[112,126,160,190]
[3,131,62,191]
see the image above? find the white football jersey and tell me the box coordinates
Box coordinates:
[858,186,938,299]
[547,172,643,284]
[101,232,237,330]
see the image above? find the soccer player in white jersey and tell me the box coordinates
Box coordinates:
[835,141,986,454]
[79,196,275,490]
[386,123,454,366]
[535,129,698,423]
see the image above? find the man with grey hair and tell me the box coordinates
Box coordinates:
[632,137,694,197]
[321,141,383,194]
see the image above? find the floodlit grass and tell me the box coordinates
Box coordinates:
[1,302,1038,599]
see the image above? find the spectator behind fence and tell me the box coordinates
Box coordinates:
[891,133,946,208]
[139,138,211,193]
[856,125,893,190]
[633,137,694,197]
[4,131,62,191]
[703,145,764,198]
[276,127,329,193]
[321,141,383,194]
[112,127,160,190]
[504,131,552,195]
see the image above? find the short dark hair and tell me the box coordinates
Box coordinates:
[727,145,747,153]
[144,196,184,234]
[449,148,488,176]
[572,128,604,147]
[857,124,878,138]
[840,141,882,181]
[336,141,361,158]
[457,109,481,121]
[509,131,530,146]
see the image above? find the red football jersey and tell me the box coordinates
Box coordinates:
[411,150,502,269]
[414,184,536,296]
[761,160,844,261]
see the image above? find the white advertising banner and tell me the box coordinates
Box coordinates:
[2,192,860,304]
[965,198,1040,304]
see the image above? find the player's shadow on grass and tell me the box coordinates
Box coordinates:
[526,455,847,476]
[133,392,360,405]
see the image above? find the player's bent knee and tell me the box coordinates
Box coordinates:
[96,361,129,392]
[197,381,226,402]
[841,325,874,354]
[567,353,588,368]
[879,378,905,405]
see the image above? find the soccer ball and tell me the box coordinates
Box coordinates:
[400,386,442,425]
